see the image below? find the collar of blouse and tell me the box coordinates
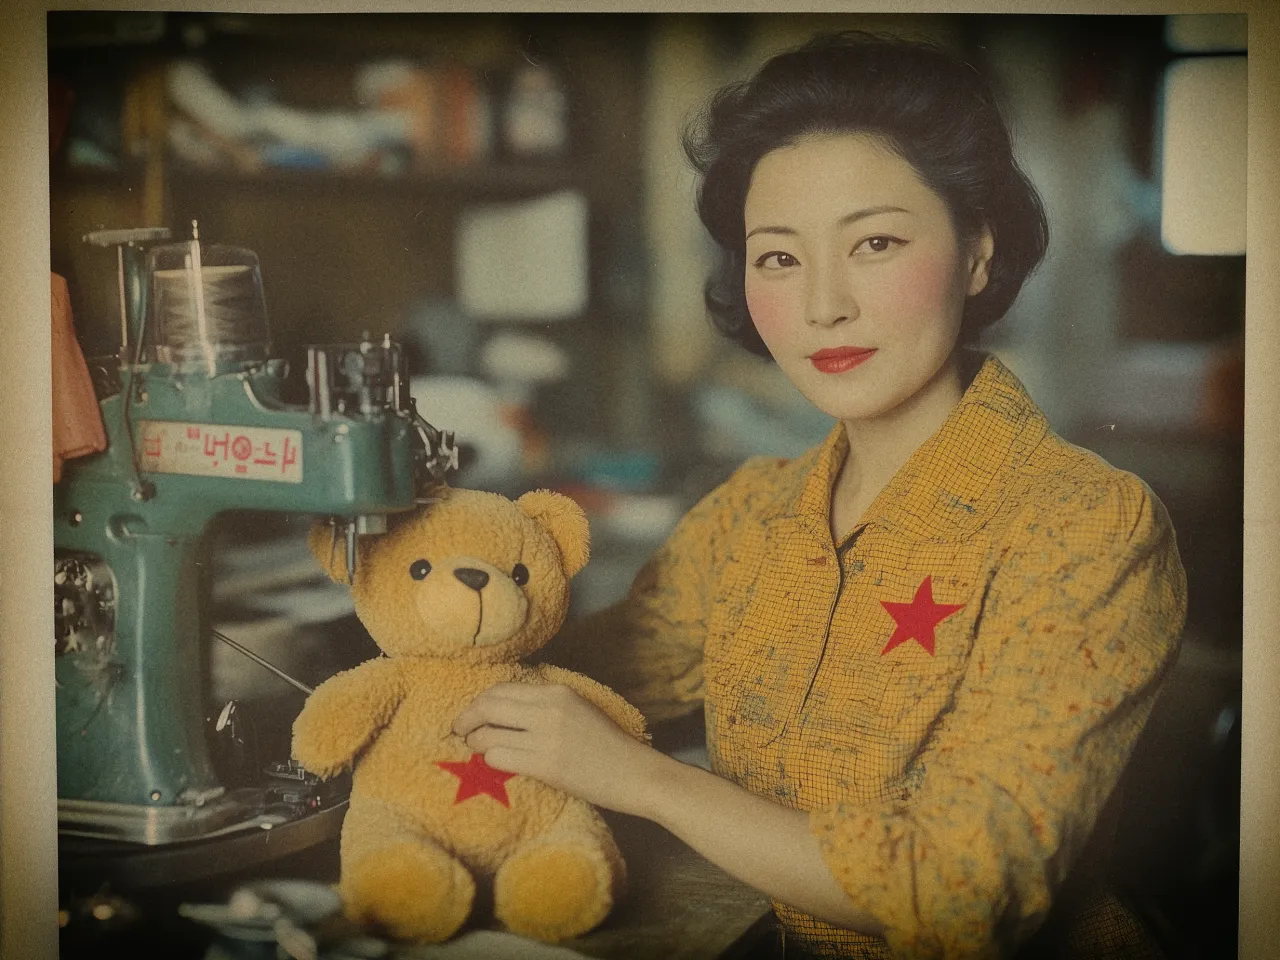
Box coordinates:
[779,354,1052,548]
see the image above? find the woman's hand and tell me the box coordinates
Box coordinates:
[454,681,879,934]
[452,682,664,817]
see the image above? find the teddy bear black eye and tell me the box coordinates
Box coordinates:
[511,563,529,586]
[409,559,432,581]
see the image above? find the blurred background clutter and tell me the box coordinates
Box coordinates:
[49,11,1244,959]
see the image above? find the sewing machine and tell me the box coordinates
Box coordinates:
[53,223,457,847]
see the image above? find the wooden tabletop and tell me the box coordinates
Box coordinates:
[567,814,774,960]
[387,813,775,960]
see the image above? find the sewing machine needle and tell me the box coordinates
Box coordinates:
[212,629,314,696]
[345,523,358,585]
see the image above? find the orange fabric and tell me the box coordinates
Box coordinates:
[51,273,106,483]
[560,355,1186,959]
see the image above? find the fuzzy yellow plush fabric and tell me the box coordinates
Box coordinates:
[553,355,1187,959]
[292,487,647,944]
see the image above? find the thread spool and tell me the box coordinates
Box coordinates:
[148,243,270,370]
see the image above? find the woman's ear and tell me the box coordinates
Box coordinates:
[967,226,995,297]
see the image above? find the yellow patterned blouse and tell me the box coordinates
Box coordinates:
[561,355,1187,959]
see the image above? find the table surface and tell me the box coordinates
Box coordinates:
[567,815,773,960]
[62,803,773,960]
[391,813,775,960]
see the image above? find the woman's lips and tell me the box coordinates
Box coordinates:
[809,346,876,374]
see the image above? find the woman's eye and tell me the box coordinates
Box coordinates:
[855,235,901,255]
[753,251,799,269]
[409,559,432,580]
[512,563,529,586]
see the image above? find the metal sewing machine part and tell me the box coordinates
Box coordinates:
[54,222,457,846]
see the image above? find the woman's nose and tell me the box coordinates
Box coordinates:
[805,256,857,327]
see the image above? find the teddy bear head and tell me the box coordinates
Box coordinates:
[310,487,589,664]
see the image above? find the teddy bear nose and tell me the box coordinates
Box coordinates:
[453,567,490,592]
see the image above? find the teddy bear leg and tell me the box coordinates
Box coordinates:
[494,799,624,942]
[339,797,475,942]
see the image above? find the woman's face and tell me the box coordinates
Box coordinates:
[743,133,993,424]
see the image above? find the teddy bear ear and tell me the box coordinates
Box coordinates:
[516,490,590,578]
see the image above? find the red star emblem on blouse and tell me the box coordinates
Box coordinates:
[879,576,964,656]
[436,752,517,807]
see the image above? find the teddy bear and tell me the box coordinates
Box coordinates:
[291,486,648,943]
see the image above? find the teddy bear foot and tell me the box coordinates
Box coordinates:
[341,841,476,942]
[494,842,614,942]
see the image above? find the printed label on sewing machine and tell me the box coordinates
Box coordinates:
[138,421,303,483]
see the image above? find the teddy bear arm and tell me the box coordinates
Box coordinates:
[292,659,406,778]
[535,664,650,743]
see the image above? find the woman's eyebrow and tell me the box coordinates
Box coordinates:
[746,205,910,240]
[837,204,909,227]
[745,224,796,240]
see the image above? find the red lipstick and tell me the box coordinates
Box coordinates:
[809,346,876,374]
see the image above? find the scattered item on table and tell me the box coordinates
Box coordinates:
[400,928,591,959]
[181,878,389,959]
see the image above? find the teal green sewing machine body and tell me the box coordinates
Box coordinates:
[54,225,454,844]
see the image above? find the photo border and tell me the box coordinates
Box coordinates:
[4,2,1276,957]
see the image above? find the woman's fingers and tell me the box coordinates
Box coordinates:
[463,722,532,754]
[453,682,585,737]
[462,720,556,780]
[453,684,546,737]
[481,745,532,776]
[449,681,658,814]
[475,682,548,704]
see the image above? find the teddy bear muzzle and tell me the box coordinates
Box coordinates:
[413,555,530,648]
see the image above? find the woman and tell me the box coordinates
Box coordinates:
[453,31,1186,959]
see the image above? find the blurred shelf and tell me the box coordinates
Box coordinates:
[48,10,167,48]
[196,11,533,61]
[56,162,145,186]
[50,14,649,444]
[58,160,586,197]
[165,160,585,198]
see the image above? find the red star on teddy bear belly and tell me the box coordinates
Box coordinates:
[436,752,517,807]
[879,576,964,656]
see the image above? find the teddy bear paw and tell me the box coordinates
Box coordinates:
[494,843,614,942]
[341,841,475,942]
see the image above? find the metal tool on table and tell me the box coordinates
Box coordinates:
[54,222,458,847]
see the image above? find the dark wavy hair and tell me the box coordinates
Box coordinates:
[683,30,1049,358]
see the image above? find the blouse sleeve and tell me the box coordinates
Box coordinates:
[544,459,770,725]
[810,474,1188,959]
